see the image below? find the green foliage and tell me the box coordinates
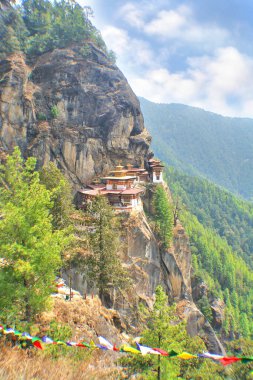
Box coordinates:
[0,0,116,61]
[79,43,91,58]
[167,167,253,268]
[166,167,253,338]
[20,0,95,55]
[48,320,72,341]
[197,296,213,323]
[121,286,224,380]
[83,196,129,303]
[0,7,28,59]
[0,148,72,322]
[152,185,173,248]
[139,96,253,199]
[36,112,47,121]
[50,105,59,119]
[39,162,74,230]
[108,49,117,63]
[227,338,253,380]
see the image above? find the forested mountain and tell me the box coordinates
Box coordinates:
[139,97,253,199]
[167,168,253,268]
[166,168,253,339]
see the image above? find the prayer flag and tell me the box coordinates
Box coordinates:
[67,341,77,346]
[198,352,224,360]
[76,342,87,348]
[4,328,15,334]
[219,357,241,366]
[33,340,43,350]
[168,350,178,357]
[22,332,32,340]
[98,336,113,350]
[96,344,108,350]
[240,357,253,363]
[153,348,169,356]
[136,343,161,355]
[120,345,141,354]
[177,352,197,360]
[113,344,119,351]
[42,336,54,344]
[90,340,98,349]
[56,341,67,345]
[81,342,91,348]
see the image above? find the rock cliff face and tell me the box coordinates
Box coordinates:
[0,45,151,187]
[0,44,224,353]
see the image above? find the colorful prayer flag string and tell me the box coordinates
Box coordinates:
[0,324,252,370]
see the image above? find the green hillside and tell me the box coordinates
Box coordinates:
[139,97,253,199]
[166,168,253,338]
[167,167,253,268]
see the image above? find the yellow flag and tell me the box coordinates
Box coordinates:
[121,345,141,354]
[176,352,197,360]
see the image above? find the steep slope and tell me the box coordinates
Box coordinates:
[0,47,150,187]
[139,97,253,199]
[167,168,253,268]
[166,168,253,339]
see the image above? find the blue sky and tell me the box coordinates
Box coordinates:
[80,0,253,117]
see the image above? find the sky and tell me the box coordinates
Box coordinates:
[79,0,253,117]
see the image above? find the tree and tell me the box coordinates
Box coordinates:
[84,196,128,304]
[121,286,223,379]
[153,185,173,249]
[39,162,74,230]
[0,148,71,322]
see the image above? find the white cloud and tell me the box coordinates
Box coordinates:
[127,47,253,117]
[102,26,154,67]
[144,5,228,47]
[118,3,145,29]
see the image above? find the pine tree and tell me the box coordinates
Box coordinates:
[121,286,223,379]
[84,196,128,304]
[0,148,72,322]
[39,162,74,230]
[153,185,173,249]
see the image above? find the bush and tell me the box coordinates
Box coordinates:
[50,105,59,119]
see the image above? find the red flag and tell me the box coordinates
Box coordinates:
[113,344,119,351]
[153,348,169,356]
[76,343,86,348]
[33,340,43,350]
[219,357,241,366]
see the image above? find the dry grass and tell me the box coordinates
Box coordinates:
[0,297,130,379]
[0,346,125,380]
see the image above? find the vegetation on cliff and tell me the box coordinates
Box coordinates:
[81,196,129,303]
[167,168,253,339]
[0,0,115,60]
[0,148,72,322]
[152,184,174,249]
[121,286,224,379]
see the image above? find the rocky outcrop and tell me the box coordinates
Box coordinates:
[161,223,192,301]
[177,300,226,355]
[0,46,151,187]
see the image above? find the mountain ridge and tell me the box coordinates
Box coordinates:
[139,96,253,199]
